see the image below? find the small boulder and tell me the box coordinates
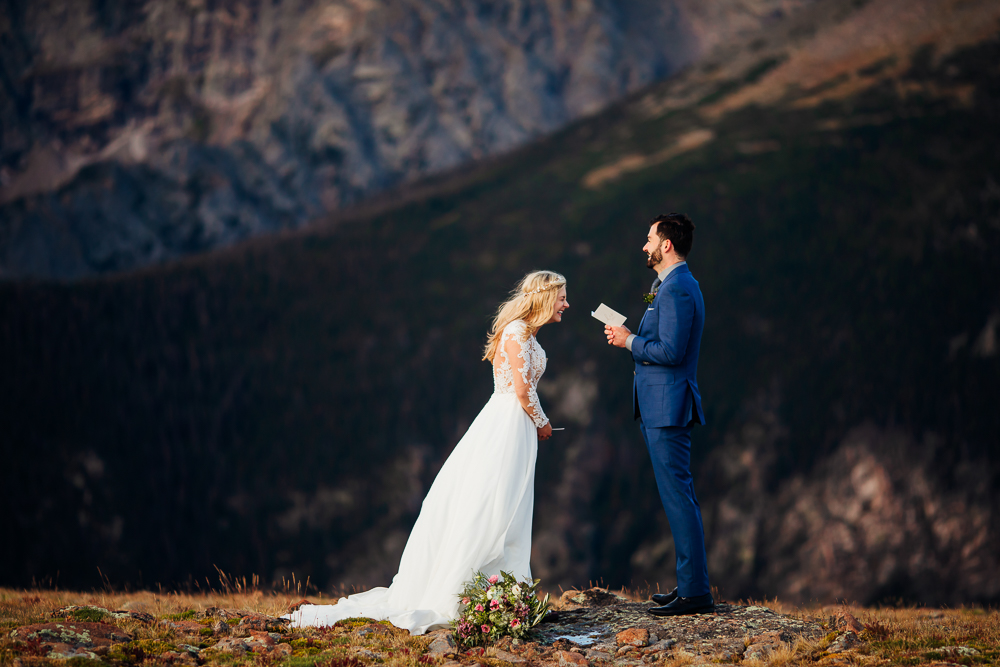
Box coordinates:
[212,620,231,636]
[834,612,865,634]
[744,630,784,661]
[827,631,862,654]
[615,628,650,648]
[211,637,250,655]
[427,631,457,655]
[493,648,527,663]
[642,638,677,654]
[584,649,612,662]
[159,650,199,665]
[557,650,589,667]
[237,613,290,633]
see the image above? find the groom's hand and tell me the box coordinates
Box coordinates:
[605,324,631,348]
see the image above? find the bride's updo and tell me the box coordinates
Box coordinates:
[483,270,567,362]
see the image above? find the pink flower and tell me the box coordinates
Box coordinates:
[481,624,491,633]
[488,575,499,584]
[510,618,521,629]
[490,599,500,610]
[475,604,484,612]
[462,597,470,605]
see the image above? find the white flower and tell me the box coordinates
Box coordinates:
[511,584,522,598]
[486,586,496,600]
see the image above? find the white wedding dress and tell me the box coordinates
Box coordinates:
[286,320,549,634]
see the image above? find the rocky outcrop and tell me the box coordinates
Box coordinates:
[9,621,132,659]
[529,591,826,664]
[692,421,1000,605]
[0,0,818,279]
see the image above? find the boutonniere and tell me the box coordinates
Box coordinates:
[643,292,656,305]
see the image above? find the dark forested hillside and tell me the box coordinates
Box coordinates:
[2,0,999,605]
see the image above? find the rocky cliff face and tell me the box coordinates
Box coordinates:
[0,0,816,279]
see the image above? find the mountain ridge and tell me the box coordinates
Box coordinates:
[0,0,823,279]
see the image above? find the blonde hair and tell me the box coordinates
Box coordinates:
[483,270,567,362]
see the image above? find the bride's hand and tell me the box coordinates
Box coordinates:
[538,423,553,440]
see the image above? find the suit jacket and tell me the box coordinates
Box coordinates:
[631,263,706,428]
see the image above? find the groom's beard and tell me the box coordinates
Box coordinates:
[646,248,662,270]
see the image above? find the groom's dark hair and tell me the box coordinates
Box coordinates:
[651,212,695,257]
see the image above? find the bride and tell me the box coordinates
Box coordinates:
[287,270,570,634]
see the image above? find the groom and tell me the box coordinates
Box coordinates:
[605,212,713,616]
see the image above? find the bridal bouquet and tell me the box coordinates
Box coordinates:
[451,571,550,648]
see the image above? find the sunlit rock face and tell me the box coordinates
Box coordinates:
[0,0,815,278]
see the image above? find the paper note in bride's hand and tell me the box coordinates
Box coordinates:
[591,303,627,327]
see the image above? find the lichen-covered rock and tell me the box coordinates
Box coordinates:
[557,649,589,666]
[426,630,457,655]
[209,637,250,655]
[159,649,199,665]
[827,630,862,654]
[615,628,649,647]
[492,648,526,663]
[237,613,290,633]
[10,621,132,658]
[938,646,981,658]
[50,605,155,624]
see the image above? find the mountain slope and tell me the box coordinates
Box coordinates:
[0,0,818,279]
[2,0,999,604]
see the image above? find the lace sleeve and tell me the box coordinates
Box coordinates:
[500,324,549,429]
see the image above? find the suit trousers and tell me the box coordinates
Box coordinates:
[639,420,711,598]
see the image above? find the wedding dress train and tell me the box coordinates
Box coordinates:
[286,320,549,634]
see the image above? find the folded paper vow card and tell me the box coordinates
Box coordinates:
[591,303,627,327]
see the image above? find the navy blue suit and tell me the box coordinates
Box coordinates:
[630,263,710,597]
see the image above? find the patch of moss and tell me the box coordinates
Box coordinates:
[333,618,379,630]
[164,610,198,621]
[131,639,176,654]
[68,608,110,623]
